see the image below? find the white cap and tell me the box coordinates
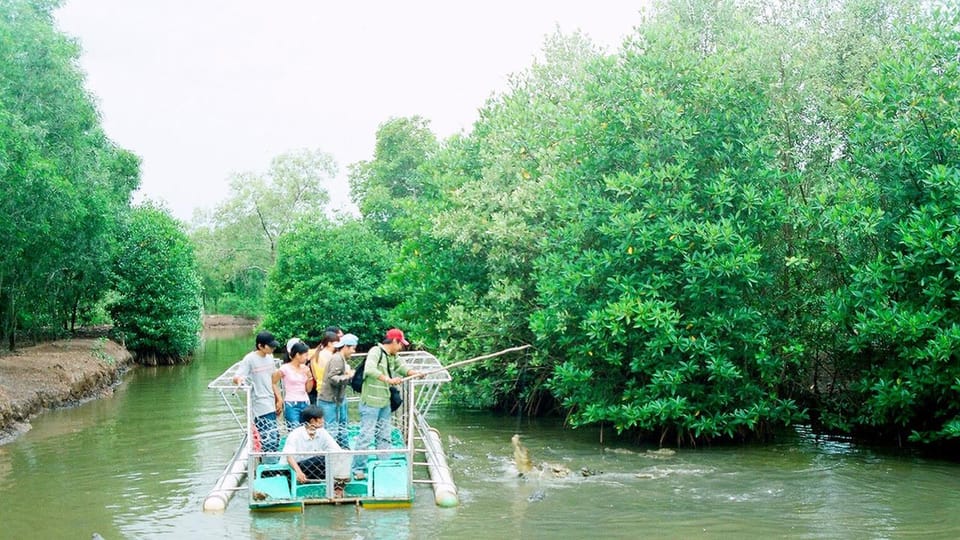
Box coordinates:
[334,333,359,348]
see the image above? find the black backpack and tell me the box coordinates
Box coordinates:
[349,359,365,392]
[351,346,381,392]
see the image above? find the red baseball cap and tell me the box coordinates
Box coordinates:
[385,328,409,346]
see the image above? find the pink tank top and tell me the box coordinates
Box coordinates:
[279,363,310,402]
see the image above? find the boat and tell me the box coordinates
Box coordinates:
[203,350,458,512]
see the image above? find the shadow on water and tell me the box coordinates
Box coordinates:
[2,329,960,539]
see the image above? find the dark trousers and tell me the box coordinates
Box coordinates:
[298,456,327,480]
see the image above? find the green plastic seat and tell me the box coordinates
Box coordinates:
[295,483,326,498]
[253,475,292,499]
[369,459,408,498]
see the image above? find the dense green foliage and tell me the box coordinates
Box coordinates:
[819,16,960,444]
[110,205,203,363]
[536,18,806,444]
[262,219,394,343]
[348,116,439,239]
[199,0,960,447]
[191,149,336,316]
[0,0,138,348]
[2,0,206,365]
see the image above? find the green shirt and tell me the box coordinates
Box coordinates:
[359,345,411,409]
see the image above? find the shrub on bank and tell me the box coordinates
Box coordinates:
[110,204,203,363]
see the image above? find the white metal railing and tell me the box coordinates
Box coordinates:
[208,349,450,504]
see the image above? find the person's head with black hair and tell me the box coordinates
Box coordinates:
[284,339,309,364]
[319,330,340,351]
[299,404,325,424]
[324,326,343,338]
[334,333,359,358]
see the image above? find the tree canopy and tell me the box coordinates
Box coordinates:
[110,204,203,363]
[191,148,337,316]
[197,0,960,448]
[1,0,138,349]
[2,0,206,365]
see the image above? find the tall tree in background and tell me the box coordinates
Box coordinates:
[223,148,336,260]
[349,116,438,239]
[191,148,336,315]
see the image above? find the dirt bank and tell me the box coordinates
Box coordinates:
[0,316,259,444]
[203,314,259,328]
[0,338,133,444]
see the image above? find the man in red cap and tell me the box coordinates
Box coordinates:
[351,328,420,479]
[385,328,409,346]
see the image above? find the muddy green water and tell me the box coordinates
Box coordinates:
[1,329,959,539]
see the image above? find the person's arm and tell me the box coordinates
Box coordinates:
[329,356,353,385]
[232,359,249,385]
[272,368,284,412]
[392,356,420,382]
[307,348,320,375]
[305,367,315,392]
[283,436,308,483]
[287,455,307,483]
[364,347,386,381]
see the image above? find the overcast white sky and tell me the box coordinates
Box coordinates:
[55,1,644,221]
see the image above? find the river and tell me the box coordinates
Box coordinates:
[1,328,959,539]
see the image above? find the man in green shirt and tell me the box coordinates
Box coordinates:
[351,328,420,479]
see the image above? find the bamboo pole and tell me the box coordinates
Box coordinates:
[401,344,531,381]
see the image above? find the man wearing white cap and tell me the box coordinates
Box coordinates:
[317,333,358,447]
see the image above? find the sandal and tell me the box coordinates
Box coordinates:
[353,471,365,481]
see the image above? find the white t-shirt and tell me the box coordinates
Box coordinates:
[281,425,341,456]
[282,425,350,478]
[234,350,277,417]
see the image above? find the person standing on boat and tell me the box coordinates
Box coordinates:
[233,330,283,460]
[281,405,341,484]
[317,333,357,447]
[308,329,340,405]
[274,338,314,429]
[351,328,421,480]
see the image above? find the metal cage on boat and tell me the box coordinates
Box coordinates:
[204,350,456,512]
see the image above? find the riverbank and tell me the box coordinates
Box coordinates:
[0,315,258,444]
[0,338,133,444]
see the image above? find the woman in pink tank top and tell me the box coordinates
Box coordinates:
[273,339,314,429]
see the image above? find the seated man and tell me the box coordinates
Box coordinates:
[281,405,341,484]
